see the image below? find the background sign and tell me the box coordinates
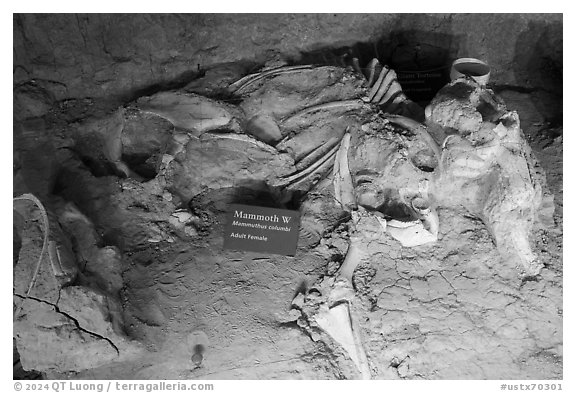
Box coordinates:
[396,65,451,104]
[223,204,300,256]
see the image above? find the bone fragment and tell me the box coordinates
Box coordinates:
[386,219,437,247]
[245,114,283,144]
[315,302,371,379]
[411,197,439,237]
[351,57,363,77]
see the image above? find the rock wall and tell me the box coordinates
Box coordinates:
[13,13,562,105]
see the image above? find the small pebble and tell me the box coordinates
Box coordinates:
[191,352,203,368]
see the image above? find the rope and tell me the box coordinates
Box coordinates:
[13,193,50,319]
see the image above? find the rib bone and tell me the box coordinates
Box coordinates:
[277,142,340,186]
[378,79,406,107]
[296,136,341,171]
[367,66,390,102]
[200,132,278,154]
[365,58,381,88]
[230,65,314,93]
[332,132,356,211]
[287,150,338,190]
[372,68,397,104]
[281,100,365,125]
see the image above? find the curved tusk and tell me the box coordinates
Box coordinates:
[386,114,442,161]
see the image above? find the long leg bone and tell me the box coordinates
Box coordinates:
[312,207,385,379]
[299,209,377,379]
[338,208,387,282]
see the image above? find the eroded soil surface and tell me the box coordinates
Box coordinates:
[13,77,562,380]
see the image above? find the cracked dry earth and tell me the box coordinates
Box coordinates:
[13,86,562,380]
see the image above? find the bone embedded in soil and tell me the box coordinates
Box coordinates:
[13,24,562,379]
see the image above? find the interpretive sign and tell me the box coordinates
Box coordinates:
[396,66,450,103]
[223,204,301,256]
